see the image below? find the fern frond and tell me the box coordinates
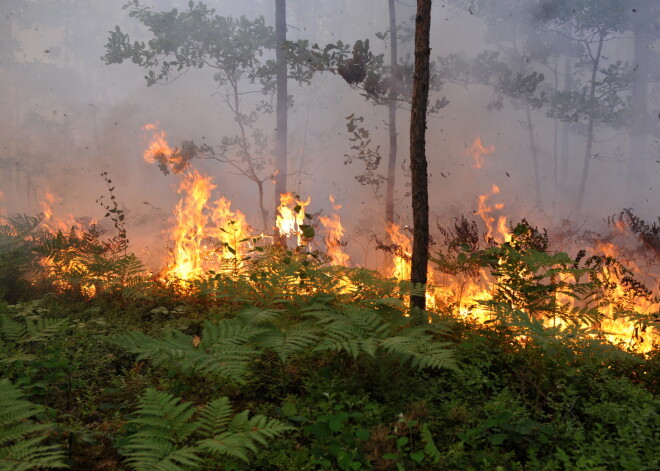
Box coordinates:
[115,321,263,383]
[120,389,202,471]
[380,327,457,371]
[255,323,320,363]
[0,379,67,470]
[197,406,293,463]
[235,307,283,325]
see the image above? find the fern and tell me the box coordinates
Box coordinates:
[380,326,458,370]
[0,379,67,470]
[0,305,67,368]
[197,400,293,462]
[119,389,293,470]
[115,319,266,383]
[120,389,202,471]
[255,323,320,364]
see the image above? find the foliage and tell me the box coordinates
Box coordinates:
[0,214,43,302]
[0,379,67,470]
[118,388,293,470]
[0,204,657,470]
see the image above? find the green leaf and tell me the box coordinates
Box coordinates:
[409,449,425,463]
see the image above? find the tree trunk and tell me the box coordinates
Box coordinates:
[274,0,288,241]
[385,0,398,228]
[524,104,542,207]
[409,0,432,317]
[559,55,572,207]
[629,26,650,206]
[575,31,604,211]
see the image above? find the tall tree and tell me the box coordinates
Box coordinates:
[385,0,399,227]
[104,2,278,231]
[274,0,288,241]
[409,0,432,315]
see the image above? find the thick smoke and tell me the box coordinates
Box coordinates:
[1,0,659,269]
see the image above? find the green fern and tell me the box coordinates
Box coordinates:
[115,318,266,383]
[380,326,458,370]
[0,305,67,367]
[120,389,202,471]
[0,379,67,470]
[119,389,293,470]
[197,398,293,462]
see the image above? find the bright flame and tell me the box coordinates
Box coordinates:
[142,123,173,163]
[318,196,350,266]
[466,136,495,168]
[163,169,214,281]
[475,184,510,242]
[276,192,310,246]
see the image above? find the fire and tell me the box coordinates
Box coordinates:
[142,123,173,163]
[276,192,310,246]
[140,123,658,353]
[385,223,411,281]
[318,196,350,266]
[163,169,214,281]
[157,170,253,284]
[142,122,189,173]
[141,123,254,283]
[475,184,510,242]
[466,136,495,168]
[35,189,100,298]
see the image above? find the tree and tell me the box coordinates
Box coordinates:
[104,1,283,231]
[409,0,432,315]
[385,0,399,228]
[536,0,631,211]
[274,0,288,243]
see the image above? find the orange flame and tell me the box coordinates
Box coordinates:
[466,136,495,168]
[276,192,310,246]
[163,169,214,281]
[475,184,510,242]
[318,195,350,266]
[142,123,173,163]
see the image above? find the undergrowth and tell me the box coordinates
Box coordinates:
[0,209,657,470]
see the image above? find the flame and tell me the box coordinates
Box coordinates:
[158,170,254,284]
[36,189,99,298]
[475,184,510,242]
[276,192,310,246]
[466,136,495,168]
[142,122,189,173]
[385,223,412,281]
[163,169,214,281]
[132,124,660,353]
[318,196,350,266]
[142,123,173,163]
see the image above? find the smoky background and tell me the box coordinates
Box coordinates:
[1,0,658,269]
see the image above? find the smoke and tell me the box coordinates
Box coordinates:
[1,0,659,270]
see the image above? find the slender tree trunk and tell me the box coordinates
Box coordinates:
[274,0,288,241]
[231,80,269,230]
[524,104,542,207]
[629,27,650,206]
[409,0,431,316]
[559,55,572,204]
[385,0,398,228]
[552,61,560,209]
[576,32,604,211]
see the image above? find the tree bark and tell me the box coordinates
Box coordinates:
[274,0,288,241]
[385,0,398,228]
[559,55,572,204]
[524,103,542,207]
[629,26,650,206]
[409,0,431,316]
[576,31,604,211]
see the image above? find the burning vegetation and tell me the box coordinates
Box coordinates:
[1,1,659,470]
